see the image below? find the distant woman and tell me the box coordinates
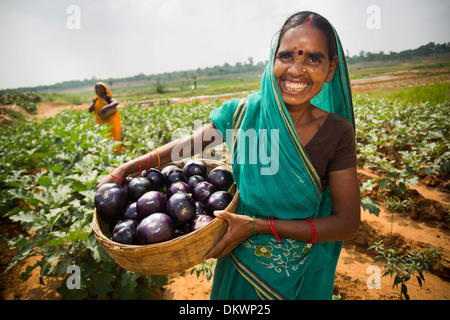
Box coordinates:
[89,82,122,143]
[100,11,360,300]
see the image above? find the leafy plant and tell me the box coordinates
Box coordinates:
[1,99,227,299]
[190,259,216,281]
[0,109,166,299]
[2,92,448,300]
[0,90,41,114]
[369,241,443,300]
[355,94,449,215]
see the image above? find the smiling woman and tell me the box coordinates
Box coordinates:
[274,26,337,113]
[272,13,340,147]
[206,11,359,300]
[100,10,359,300]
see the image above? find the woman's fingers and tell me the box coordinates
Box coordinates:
[203,211,229,260]
[204,211,251,260]
[96,174,121,189]
[204,231,236,260]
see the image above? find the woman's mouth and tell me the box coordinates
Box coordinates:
[282,80,308,92]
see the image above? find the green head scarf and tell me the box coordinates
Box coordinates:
[209,11,354,300]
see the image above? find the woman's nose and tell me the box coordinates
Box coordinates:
[288,60,306,75]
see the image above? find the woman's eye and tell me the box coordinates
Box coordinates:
[277,52,293,61]
[308,56,320,64]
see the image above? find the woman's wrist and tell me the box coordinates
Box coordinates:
[111,149,160,181]
[253,217,272,237]
[113,164,131,179]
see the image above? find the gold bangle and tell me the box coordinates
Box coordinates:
[153,149,160,168]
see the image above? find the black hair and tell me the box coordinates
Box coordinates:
[274,11,338,60]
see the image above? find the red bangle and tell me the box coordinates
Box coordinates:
[305,218,316,244]
[268,217,282,242]
[109,169,128,182]
[146,151,152,171]
[142,149,159,174]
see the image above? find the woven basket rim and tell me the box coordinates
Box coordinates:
[92,208,229,252]
[92,158,236,252]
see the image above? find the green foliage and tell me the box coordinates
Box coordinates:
[0,99,228,299]
[369,241,443,300]
[0,90,41,105]
[190,260,216,281]
[38,92,87,105]
[355,94,449,215]
[155,81,167,94]
[346,41,450,64]
[367,82,450,106]
[2,90,448,299]
[120,99,223,157]
[8,58,266,94]
[0,109,167,299]
[0,90,41,114]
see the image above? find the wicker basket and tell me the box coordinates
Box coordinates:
[92,159,239,275]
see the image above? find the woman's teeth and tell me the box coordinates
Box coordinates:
[283,81,308,92]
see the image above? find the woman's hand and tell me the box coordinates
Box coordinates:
[96,166,127,189]
[96,173,121,189]
[204,211,253,260]
[98,104,117,120]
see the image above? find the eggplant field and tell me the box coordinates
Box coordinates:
[355,95,449,216]
[0,92,449,300]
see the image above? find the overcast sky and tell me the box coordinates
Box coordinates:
[0,0,449,89]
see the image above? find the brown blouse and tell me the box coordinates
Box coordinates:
[304,113,357,191]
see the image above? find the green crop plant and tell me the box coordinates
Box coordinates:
[1,92,448,299]
[369,241,443,300]
[355,94,449,216]
[0,98,229,299]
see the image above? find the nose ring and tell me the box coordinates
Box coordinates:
[302,68,306,73]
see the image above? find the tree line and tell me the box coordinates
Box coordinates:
[345,42,450,64]
[5,42,449,94]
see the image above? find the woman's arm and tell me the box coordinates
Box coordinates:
[98,98,119,120]
[97,123,224,187]
[88,100,95,112]
[205,166,360,259]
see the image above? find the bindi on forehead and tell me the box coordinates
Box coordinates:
[297,49,303,56]
[306,16,312,26]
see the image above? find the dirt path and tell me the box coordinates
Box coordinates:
[35,102,90,121]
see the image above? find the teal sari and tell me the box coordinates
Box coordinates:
[209,15,354,300]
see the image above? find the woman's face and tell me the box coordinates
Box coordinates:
[274,25,338,109]
[95,85,107,97]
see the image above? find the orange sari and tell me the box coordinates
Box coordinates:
[92,82,121,142]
